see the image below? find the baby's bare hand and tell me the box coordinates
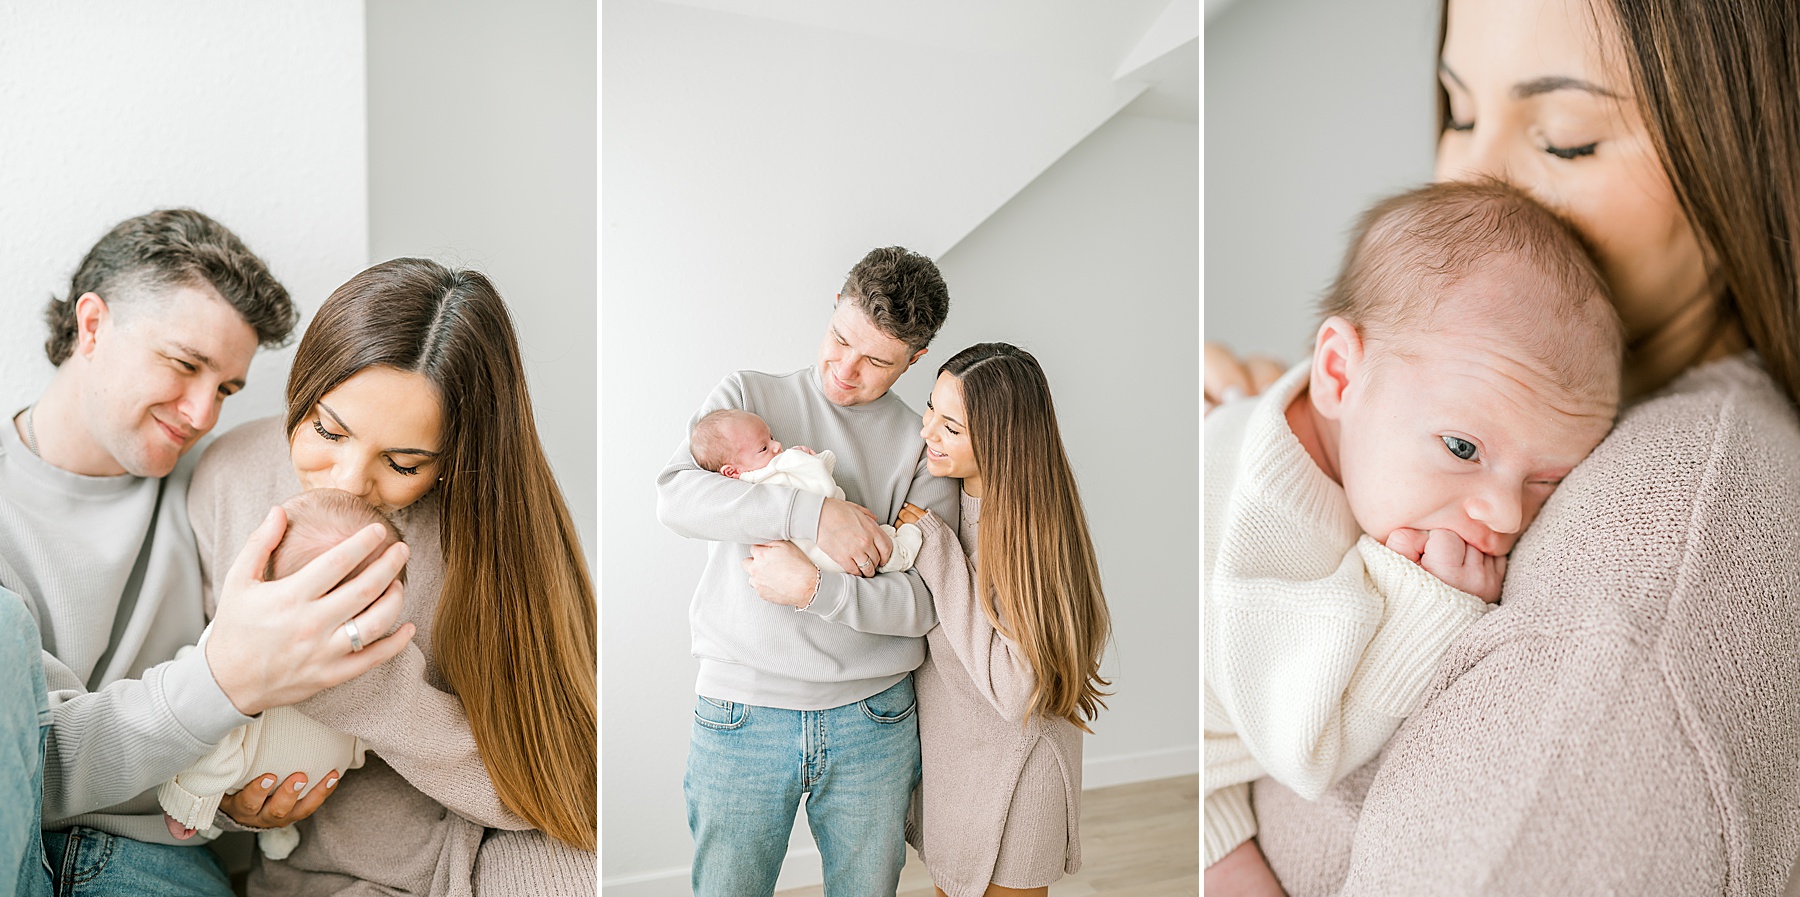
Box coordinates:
[1413,529,1505,603]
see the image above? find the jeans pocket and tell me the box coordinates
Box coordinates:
[693,694,748,731]
[858,677,917,724]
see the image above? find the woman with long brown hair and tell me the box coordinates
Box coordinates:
[187,258,595,895]
[894,342,1111,897]
[1204,0,1800,893]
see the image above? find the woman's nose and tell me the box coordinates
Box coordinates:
[1435,128,1511,185]
[331,460,372,499]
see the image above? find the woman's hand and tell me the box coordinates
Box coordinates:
[742,542,823,607]
[1204,342,1287,414]
[895,503,928,527]
[218,769,342,829]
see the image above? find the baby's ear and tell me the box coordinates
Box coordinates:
[721,464,741,479]
[1310,316,1365,421]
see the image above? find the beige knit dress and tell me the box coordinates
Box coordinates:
[189,417,594,897]
[906,490,1083,897]
[1252,355,1800,896]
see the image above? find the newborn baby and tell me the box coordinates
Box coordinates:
[689,408,921,573]
[1203,179,1624,886]
[158,488,404,859]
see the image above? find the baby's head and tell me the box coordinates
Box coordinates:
[690,409,783,479]
[268,488,407,585]
[1308,179,1622,558]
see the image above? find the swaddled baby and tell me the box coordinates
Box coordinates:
[689,408,921,573]
[158,488,404,859]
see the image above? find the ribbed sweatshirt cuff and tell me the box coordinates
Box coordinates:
[162,647,255,744]
[1204,784,1257,868]
[1353,534,1491,717]
[788,489,825,542]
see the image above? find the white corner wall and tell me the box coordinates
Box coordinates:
[365,0,598,562]
[600,0,1196,882]
[0,1,368,431]
[1203,0,1438,359]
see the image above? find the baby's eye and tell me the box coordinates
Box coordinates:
[1441,436,1478,461]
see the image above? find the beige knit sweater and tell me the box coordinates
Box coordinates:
[905,492,1084,897]
[1252,354,1800,896]
[189,417,595,897]
[1204,364,1490,868]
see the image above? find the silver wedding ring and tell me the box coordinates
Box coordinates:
[856,559,871,569]
[344,620,365,653]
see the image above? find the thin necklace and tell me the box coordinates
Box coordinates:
[24,405,40,457]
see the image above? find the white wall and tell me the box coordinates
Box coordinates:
[600,1,1195,889]
[1203,0,1438,359]
[365,0,597,562]
[0,1,368,433]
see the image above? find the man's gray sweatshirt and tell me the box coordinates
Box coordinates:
[0,413,251,844]
[656,367,959,710]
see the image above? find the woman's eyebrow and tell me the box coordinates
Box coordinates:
[318,401,440,457]
[1512,75,1622,100]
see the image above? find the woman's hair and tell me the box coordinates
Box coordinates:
[1436,0,1800,404]
[285,259,596,851]
[940,342,1111,732]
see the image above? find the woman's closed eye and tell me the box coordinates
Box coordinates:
[313,419,346,442]
[1545,140,1598,159]
[1442,436,1479,461]
[387,457,422,476]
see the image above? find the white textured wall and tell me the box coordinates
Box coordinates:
[1204,0,1438,359]
[600,1,1196,881]
[0,1,367,431]
[365,0,597,562]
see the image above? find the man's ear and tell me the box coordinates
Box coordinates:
[1310,315,1365,421]
[721,464,741,479]
[905,347,927,371]
[73,292,110,359]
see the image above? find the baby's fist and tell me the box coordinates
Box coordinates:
[1387,528,1505,603]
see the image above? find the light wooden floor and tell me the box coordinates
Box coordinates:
[777,774,1199,897]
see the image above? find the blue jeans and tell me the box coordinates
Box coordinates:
[685,676,919,897]
[4,588,52,897]
[3,588,232,897]
[40,827,232,897]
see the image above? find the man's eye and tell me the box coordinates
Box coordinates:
[1442,436,1478,460]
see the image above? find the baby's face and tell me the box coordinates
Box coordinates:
[1334,337,1615,558]
[720,418,783,475]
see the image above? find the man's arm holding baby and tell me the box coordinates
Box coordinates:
[657,374,895,570]
[745,452,956,636]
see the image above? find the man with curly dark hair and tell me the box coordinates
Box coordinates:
[2,210,410,896]
[658,246,958,896]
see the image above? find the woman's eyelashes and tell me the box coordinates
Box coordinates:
[315,417,425,476]
[1442,435,1479,461]
[1545,141,1598,159]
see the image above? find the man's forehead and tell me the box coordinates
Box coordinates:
[126,282,259,374]
[830,302,908,360]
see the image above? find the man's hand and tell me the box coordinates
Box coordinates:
[218,769,341,829]
[743,542,822,607]
[1385,528,1505,603]
[816,497,892,577]
[207,507,417,716]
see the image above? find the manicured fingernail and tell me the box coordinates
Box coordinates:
[326,777,337,788]
[294,780,306,791]
[262,777,275,789]
[1221,386,1246,402]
